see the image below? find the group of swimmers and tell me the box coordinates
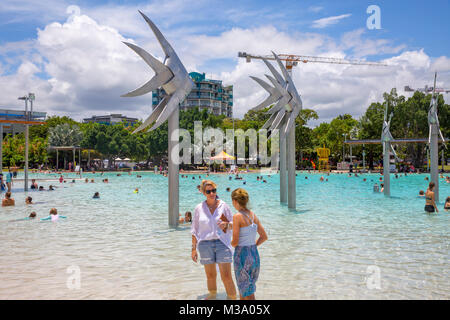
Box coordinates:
[10,208,66,222]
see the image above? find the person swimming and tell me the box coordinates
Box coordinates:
[2,192,15,207]
[49,185,55,191]
[25,196,33,204]
[425,182,438,213]
[30,179,38,189]
[418,190,425,197]
[39,186,45,191]
[179,211,192,224]
[134,188,139,193]
[10,212,37,222]
[226,187,231,192]
[444,197,450,211]
[373,183,380,192]
[41,208,66,221]
[93,192,100,199]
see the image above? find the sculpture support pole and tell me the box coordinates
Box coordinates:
[383,141,390,196]
[168,108,179,227]
[287,67,296,209]
[287,124,296,209]
[24,99,29,192]
[430,124,439,203]
[0,124,3,173]
[280,120,287,203]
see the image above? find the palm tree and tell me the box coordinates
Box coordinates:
[48,123,83,147]
[48,123,83,169]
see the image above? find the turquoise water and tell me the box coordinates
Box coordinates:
[0,171,449,299]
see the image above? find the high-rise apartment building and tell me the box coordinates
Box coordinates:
[152,72,233,117]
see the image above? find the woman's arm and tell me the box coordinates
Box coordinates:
[231,214,241,247]
[432,193,439,212]
[191,207,199,262]
[254,216,268,246]
[191,235,198,262]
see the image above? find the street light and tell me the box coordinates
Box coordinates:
[342,133,346,162]
[17,93,35,191]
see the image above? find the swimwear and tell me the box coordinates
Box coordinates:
[424,205,435,213]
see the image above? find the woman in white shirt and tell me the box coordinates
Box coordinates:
[191,180,237,300]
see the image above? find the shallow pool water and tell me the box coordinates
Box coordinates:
[0,171,449,299]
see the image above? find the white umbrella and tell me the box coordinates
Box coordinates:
[115,158,122,161]
[123,158,131,161]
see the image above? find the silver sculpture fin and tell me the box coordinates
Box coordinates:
[122,11,194,132]
[249,76,281,111]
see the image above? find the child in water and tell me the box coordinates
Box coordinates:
[10,212,37,222]
[41,208,66,222]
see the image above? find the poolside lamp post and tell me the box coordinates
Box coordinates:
[362,145,366,173]
[18,93,34,191]
[122,11,194,227]
[342,133,346,163]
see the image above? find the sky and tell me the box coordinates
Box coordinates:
[0,0,449,126]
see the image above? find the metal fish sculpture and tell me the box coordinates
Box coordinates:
[122,10,194,133]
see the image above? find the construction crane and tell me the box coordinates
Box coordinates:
[238,51,388,70]
[404,77,450,94]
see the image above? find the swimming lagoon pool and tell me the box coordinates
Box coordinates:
[0,171,449,299]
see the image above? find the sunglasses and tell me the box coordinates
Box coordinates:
[205,189,217,194]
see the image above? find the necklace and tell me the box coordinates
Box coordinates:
[207,200,217,211]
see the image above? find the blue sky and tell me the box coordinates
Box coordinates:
[0,0,449,123]
[1,0,448,56]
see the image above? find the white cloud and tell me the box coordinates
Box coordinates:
[308,6,324,13]
[430,56,450,72]
[311,14,352,29]
[339,29,405,58]
[0,10,449,127]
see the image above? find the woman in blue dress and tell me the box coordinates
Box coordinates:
[230,188,268,300]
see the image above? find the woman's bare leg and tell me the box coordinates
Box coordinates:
[218,263,237,299]
[204,264,217,299]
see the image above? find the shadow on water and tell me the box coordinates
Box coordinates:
[290,209,309,214]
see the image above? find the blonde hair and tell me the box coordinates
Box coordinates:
[231,188,249,210]
[201,180,217,193]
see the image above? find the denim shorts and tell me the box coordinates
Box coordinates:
[198,239,232,265]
